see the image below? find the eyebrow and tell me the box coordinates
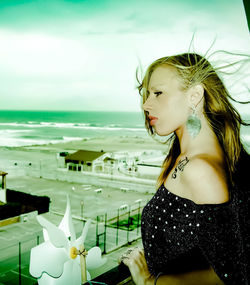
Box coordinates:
[149,85,167,91]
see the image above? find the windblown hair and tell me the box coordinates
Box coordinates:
[136,52,250,188]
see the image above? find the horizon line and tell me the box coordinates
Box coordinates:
[0,109,142,113]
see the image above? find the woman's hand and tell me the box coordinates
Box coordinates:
[119,247,154,285]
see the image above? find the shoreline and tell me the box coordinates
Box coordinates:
[0,135,169,181]
[0,135,169,153]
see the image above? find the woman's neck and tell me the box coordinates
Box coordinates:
[175,114,223,161]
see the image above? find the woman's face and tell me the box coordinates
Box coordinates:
[142,65,190,136]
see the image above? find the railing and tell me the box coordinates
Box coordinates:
[85,263,133,285]
[29,264,133,285]
[8,264,133,285]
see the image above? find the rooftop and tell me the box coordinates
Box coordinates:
[65,150,106,162]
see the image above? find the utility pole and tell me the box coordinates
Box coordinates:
[80,200,84,226]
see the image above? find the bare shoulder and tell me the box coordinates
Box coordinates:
[180,156,229,204]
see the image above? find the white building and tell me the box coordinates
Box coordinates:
[0,171,7,203]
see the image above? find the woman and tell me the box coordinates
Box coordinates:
[121,52,250,284]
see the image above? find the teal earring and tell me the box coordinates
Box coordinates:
[186,106,201,138]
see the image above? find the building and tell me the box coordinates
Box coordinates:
[136,162,162,178]
[0,171,7,203]
[57,152,69,168]
[65,150,106,172]
[136,153,165,178]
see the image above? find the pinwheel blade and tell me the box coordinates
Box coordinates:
[37,259,81,285]
[37,215,68,249]
[86,247,107,270]
[59,195,76,242]
[75,219,91,246]
[30,241,68,278]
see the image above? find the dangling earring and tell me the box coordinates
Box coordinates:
[186,105,201,138]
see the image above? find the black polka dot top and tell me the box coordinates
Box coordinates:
[141,180,250,285]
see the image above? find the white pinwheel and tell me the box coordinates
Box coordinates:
[29,196,106,284]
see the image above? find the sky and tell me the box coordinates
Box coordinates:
[0,0,249,113]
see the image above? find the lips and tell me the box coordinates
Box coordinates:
[148,115,158,126]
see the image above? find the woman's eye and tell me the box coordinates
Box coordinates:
[154,91,162,97]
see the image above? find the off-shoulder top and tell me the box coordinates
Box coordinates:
[141,150,250,285]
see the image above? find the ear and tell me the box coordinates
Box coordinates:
[188,84,204,107]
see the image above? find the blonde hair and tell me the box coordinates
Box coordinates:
[136,52,250,188]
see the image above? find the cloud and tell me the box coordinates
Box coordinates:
[0,0,246,36]
[0,0,249,112]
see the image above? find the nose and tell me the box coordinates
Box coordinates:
[142,97,152,112]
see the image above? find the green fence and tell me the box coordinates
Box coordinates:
[95,199,147,254]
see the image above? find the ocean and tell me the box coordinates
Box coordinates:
[0,110,147,147]
[0,110,249,150]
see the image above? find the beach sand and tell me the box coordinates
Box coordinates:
[24,135,168,152]
[0,135,168,168]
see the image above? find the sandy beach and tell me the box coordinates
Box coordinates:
[0,135,169,172]
[23,134,168,152]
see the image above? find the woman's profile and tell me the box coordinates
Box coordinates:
[120,51,250,284]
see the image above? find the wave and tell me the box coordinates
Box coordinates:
[0,137,57,147]
[62,136,84,142]
[0,129,33,134]
[0,136,85,147]
[0,122,145,132]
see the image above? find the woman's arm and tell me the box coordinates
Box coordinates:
[151,266,224,285]
[121,248,224,285]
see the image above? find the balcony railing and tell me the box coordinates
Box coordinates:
[84,263,134,285]
[32,264,133,285]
